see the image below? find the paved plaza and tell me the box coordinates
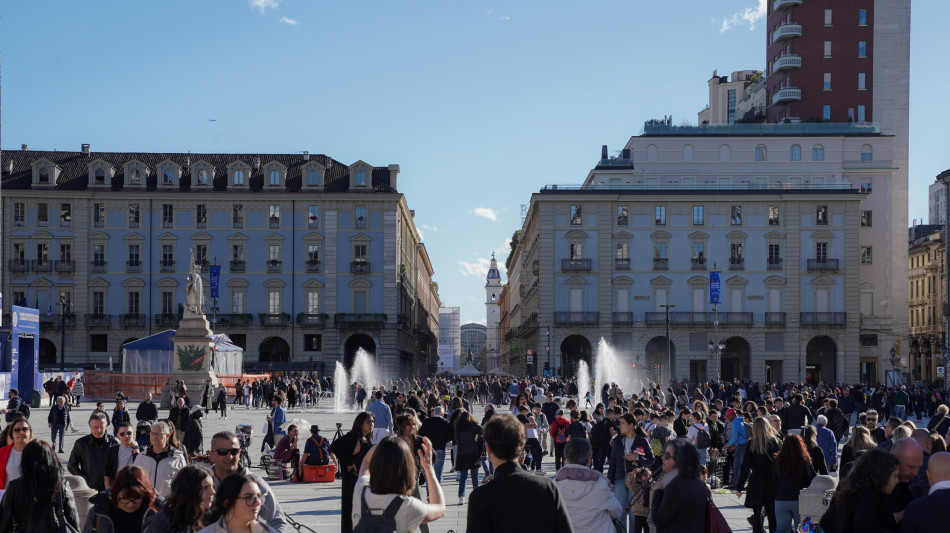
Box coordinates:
[49,398,769,532]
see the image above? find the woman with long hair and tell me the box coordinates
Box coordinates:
[800,425,829,475]
[329,412,375,533]
[351,435,445,533]
[607,413,654,533]
[821,449,900,533]
[198,473,276,533]
[395,412,429,533]
[651,439,708,532]
[686,410,710,466]
[840,426,877,475]
[144,464,216,533]
[773,435,816,533]
[0,440,79,532]
[453,410,482,506]
[736,417,782,533]
[85,465,158,533]
[0,415,30,489]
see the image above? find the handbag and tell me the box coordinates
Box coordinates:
[56,488,80,533]
[705,494,732,533]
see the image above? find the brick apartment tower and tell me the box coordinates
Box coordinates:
[766,0,911,376]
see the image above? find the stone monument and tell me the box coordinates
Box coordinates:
[161,250,218,407]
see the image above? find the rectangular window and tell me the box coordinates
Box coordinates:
[269,205,280,227]
[38,203,49,226]
[769,206,780,226]
[569,242,583,259]
[768,243,781,261]
[60,204,73,226]
[128,291,140,314]
[128,204,140,227]
[858,41,867,57]
[268,244,280,261]
[655,206,666,225]
[654,241,667,259]
[692,242,704,260]
[858,9,867,26]
[824,41,832,57]
[616,242,629,259]
[354,244,367,263]
[36,243,49,264]
[570,205,582,225]
[304,334,323,351]
[232,291,245,313]
[307,291,320,314]
[861,246,872,264]
[128,244,140,264]
[92,291,105,316]
[355,207,367,229]
[308,205,320,228]
[307,244,320,261]
[13,202,25,226]
[162,204,173,227]
[861,210,872,227]
[92,244,105,266]
[161,291,173,315]
[731,205,742,225]
[617,205,628,225]
[813,146,825,161]
[232,205,243,227]
[822,105,831,121]
[692,205,704,225]
[269,170,280,186]
[858,72,866,90]
[59,243,72,262]
[196,244,208,264]
[196,205,207,227]
[823,72,831,90]
[308,170,320,186]
[730,243,743,260]
[93,203,105,227]
[755,145,767,161]
[816,242,828,262]
[727,89,736,112]
[267,291,280,314]
[355,170,367,187]
[857,105,866,122]
[232,244,244,261]
[162,244,174,269]
[816,205,829,225]
[860,334,877,346]
[824,9,832,26]
[860,181,872,193]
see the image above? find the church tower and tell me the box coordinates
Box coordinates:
[485,253,502,372]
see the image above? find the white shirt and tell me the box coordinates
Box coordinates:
[118,446,136,471]
[930,480,950,495]
[352,473,428,533]
[6,448,22,483]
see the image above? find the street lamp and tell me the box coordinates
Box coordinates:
[660,304,675,384]
[546,326,551,376]
[60,295,67,370]
[708,338,724,382]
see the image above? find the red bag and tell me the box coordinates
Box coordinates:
[706,495,733,533]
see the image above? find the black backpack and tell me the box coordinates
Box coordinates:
[694,424,711,449]
[18,399,30,419]
[353,487,403,533]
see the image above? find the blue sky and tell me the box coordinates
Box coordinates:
[3,1,947,326]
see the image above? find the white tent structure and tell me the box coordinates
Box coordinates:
[486,367,511,377]
[122,330,244,374]
[455,364,482,377]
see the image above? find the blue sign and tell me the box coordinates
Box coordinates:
[10,306,40,399]
[709,271,722,304]
[209,265,221,298]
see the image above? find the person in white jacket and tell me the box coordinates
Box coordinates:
[132,420,186,499]
[554,438,623,533]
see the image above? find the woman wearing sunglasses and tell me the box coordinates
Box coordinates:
[0,415,32,490]
[85,465,158,533]
[0,440,80,532]
[198,473,276,533]
[144,464,216,533]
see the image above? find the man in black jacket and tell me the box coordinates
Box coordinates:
[167,396,190,443]
[467,413,573,533]
[67,412,118,491]
[782,394,813,432]
[418,406,453,484]
[136,392,159,423]
[3,389,23,423]
[900,451,950,532]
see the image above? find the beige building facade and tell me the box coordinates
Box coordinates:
[908,227,946,383]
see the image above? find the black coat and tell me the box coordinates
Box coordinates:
[135,401,158,422]
[466,461,573,533]
[736,440,780,509]
[67,434,119,491]
[0,478,79,533]
[900,488,950,533]
[167,406,190,435]
[651,475,708,533]
[832,488,898,533]
[454,420,483,471]
[418,416,453,450]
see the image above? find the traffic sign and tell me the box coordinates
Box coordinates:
[938,367,945,375]
[527,349,534,355]
[545,345,550,354]
[527,355,534,363]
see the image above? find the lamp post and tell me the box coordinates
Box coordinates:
[546,327,551,377]
[661,304,675,384]
[708,338,725,383]
[60,295,67,370]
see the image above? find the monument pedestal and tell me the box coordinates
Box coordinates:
[160,315,219,408]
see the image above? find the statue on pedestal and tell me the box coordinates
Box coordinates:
[185,249,203,316]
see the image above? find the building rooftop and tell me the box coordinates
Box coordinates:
[641,122,882,137]
[540,182,864,195]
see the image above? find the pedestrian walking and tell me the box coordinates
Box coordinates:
[736,417,782,533]
[330,412,374,533]
[773,435,816,533]
[0,440,80,531]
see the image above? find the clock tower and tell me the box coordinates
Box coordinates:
[485,253,502,372]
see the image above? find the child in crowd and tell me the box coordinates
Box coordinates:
[629,466,652,533]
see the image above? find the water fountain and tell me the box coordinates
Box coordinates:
[332,348,381,412]
[576,360,591,408]
[333,361,350,412]
[592,337,641,397]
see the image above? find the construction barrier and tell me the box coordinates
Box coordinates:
[83,371,271,402]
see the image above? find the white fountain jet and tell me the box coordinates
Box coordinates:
[576,360,591,408]
[592,337,642,398]
[333,348,381,412]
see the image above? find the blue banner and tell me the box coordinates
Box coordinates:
[10,306,40,399]
[709,271,722,304]
[209,265,221,298]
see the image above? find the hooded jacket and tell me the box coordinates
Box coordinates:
[554,463,622,533]
[132,445,187,499]
[83,491,157,533]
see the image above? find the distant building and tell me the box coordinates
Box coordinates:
[438,307,461,372]
[930,182,946,225]
[460,323,487,369]
[697,70,764,126]
[908,225,945,382]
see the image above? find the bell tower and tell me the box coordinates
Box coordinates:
[485,254,502,372]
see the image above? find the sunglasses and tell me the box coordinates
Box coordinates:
[118,431,133,437]
[118,496,143,505]
[215,448,241,456]
[12,427,31,433]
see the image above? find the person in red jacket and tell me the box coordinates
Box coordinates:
[549,410,571,471]
[0,416,33,489]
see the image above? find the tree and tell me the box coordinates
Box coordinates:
[504,230,521,272]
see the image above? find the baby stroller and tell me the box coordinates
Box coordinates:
[135,421,151,448]
[235,424,253,470]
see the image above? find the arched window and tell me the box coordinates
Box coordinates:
[39,167,50,183]
[163,169,174,185]
[269,170,280,186]
[682,145,694,162]
[94,169,105,183]
[755,145,767,161]
[233,170,244,185]
[860,144,873,162]
[308,170,320,186]
[790,144,801,161]
[198,169,208,185]
[812,145,825,161]
[646,145,659,162]
[719,145,731,162]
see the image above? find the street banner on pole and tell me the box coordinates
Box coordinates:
[209,265,221,298]
[709,271,722,304]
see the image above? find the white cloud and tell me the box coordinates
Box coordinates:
[459,257,492,278]
[486,8,494,15]
[249,0,280,14]
[422,224,439,233]
[500,16,510,22]
[471,207,498,222]
[279,16,298,25]
[719,0,766,33]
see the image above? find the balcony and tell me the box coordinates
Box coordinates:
[509,313,539,339]
[721,312,754,326]
[162,219,173,229]
[54,260,75,273]
[160,260,176,273]
[691,257,706,270]
[86,314,112,327]
[8,260,27,272]
[767,258,783,270]
[120,313,147,328]
[397,314,410,329]
[613,258,630,270]
[228,313,253,326]
[612,312,634,326]
[561,258,592,271]
[335,313,387,329]
[230,260,245,272]
[259,313,291,327]
[197,260,209,273]
[644,312,667,326]
[672,312,715,325]
[773,0,802,11]
[91,260,107,273]
[766,312,787,325]
[772,87,802,105]
[653,258,669,270]
[532,260,539,274]
[306,259,322,273]
[266,260,282,273]
[269,216,280,229]
[772,23,802,43]
[800,312,847,327]
[554,311,599,327]
[154,314,178,327]
[773,54,802,73]
[44,314,77,329]
[807,259,839,272]
[729,257,745,271]
[31,260,52,272]
[297,313,329,327]
[351,261,371,274]
[126,260,142,273]
[232,218,244,229]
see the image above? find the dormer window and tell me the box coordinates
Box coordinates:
[130,169,142,185]
[356,170,367,187]
[198,169,209,185]
[269,170,280,186]
[308,170,320,186]
[39,168,50,184]
[163,169,174,185]
[95,169,105,184]
[233,169,244,185]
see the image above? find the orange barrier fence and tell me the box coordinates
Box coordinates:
[84,371,271,401]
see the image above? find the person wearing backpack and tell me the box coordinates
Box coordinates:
[3,389,24,423]
[686,411,711,466]
[567,410,588,441]
[549,410,571,471]
[351,435,445,533]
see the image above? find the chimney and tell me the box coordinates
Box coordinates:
[253,156,260,170]
[601,145,608,159]
[81,143,91,156]
[388,164,400,190]
[303,151,309,161]
[21,144,28,151]
[621,148,631,159]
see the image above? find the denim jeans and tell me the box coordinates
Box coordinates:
[458,467,479,497]
[774,499,799,533]
[480,455,494,477]
[731,445,746,486]
[894,405,906,421]
[432,450,446,484]
[51,424,65,450]
[612,481,634,532]
[697,447,708,466]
